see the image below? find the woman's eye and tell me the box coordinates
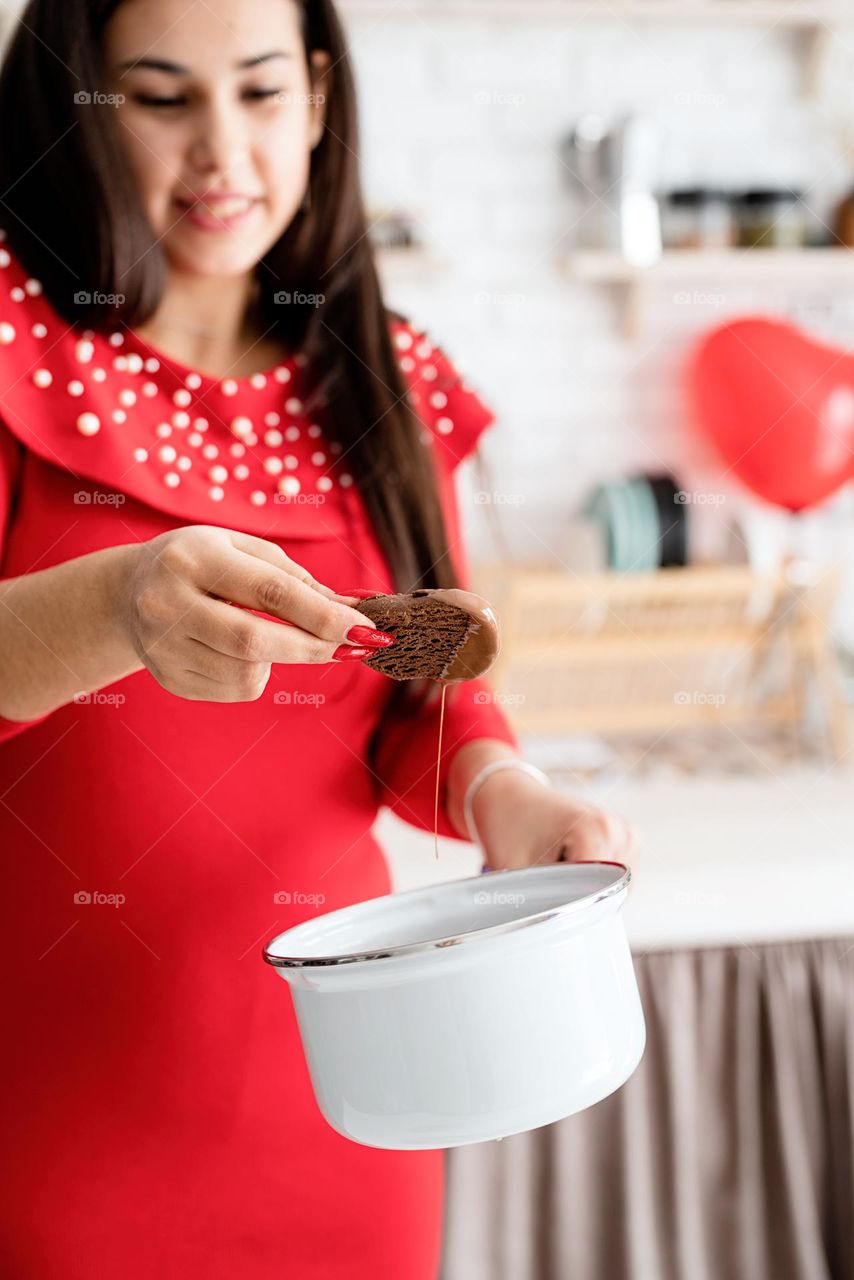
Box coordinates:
[243,88,284,103]
[130,87,286,110]
[133,94,186,109]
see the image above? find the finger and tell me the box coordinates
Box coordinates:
[188,596,343,665]
[199,548,385,644]
[184,636,271,687]
[227,531,340,600]
[613,816,638,863]
[592,813,634,860]
[163,669,259,704]
[556,817,611,863]
[565,814,633,863]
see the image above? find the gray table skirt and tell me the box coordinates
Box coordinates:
[442,936,854,1280]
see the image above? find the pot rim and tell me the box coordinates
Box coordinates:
[263,861,631,970]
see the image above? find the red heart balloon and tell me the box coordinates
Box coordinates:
[690,318,854,512]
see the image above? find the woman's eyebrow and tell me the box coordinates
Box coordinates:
[240,52,294,69]
[117,51,294,74]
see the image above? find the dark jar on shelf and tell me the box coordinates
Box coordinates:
[733,189,806,248]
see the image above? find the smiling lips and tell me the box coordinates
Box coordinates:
[177,194,261,230]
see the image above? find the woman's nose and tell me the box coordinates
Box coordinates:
[188,104,251,176]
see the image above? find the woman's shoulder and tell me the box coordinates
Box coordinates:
[387,315,496,470]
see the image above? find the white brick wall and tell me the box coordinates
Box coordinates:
[345,8,854,643]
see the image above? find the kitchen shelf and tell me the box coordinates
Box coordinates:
[374,245,442,283]
[563,248,854,336]
[478,562,849,758]
[567,247,854,279]
[340,1,853,26]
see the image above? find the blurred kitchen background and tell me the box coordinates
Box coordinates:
[337,2,854,1278]
[3,0,850,1275]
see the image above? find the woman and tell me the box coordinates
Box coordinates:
[0,0,630,1275]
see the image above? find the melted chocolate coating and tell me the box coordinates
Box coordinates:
[353,588,501,683]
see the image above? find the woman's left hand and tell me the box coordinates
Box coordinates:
[470,770,636,871]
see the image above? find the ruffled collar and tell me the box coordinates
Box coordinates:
[0,233,485,539]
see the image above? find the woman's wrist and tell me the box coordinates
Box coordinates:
[468,767,552,849]
[464,761,551,846]
[0,543,144,721]
[446,739,521,839]
[101,542,144,660]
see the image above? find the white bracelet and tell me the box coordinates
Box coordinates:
[463,759,552,847]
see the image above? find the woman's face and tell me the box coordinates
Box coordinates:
[105,0,328,278]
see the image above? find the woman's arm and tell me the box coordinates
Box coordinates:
[0,427,141,728]
[0,545,143,722]
[0,524,390,728]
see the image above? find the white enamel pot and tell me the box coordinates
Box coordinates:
[263,861,645,1150]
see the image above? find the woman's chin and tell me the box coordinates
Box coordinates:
[161,230,270,280]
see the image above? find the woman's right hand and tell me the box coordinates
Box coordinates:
[116,525,394,704]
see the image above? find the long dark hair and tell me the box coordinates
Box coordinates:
[0,0,464,743]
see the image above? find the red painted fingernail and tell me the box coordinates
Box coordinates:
[346,625,395,647]
[332,645,374,662]
[342,589,379,599]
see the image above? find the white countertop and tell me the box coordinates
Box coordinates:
[378,760,854,952]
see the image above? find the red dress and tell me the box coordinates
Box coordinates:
[0,237,518,1279]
